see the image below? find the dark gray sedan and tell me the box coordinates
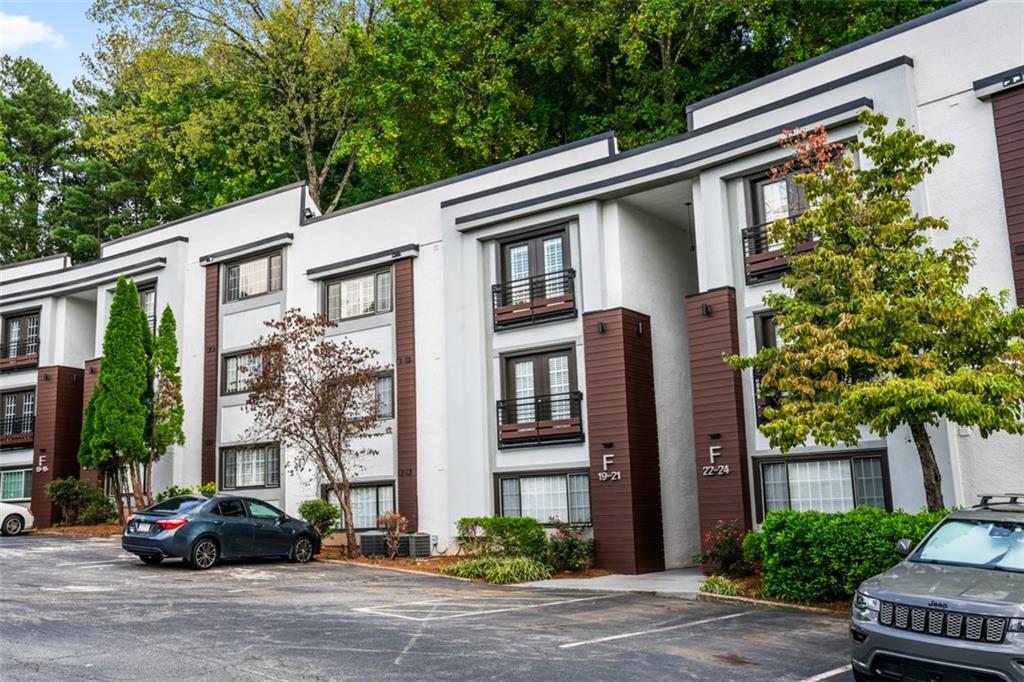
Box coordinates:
[122,495,321,570]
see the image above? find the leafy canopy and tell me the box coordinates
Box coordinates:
[728,112,1024,451]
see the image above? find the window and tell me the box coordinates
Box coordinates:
[223,353,261,394]
[754,311,778,351]
[503,349,576,423]
[145,496,205,514]
[912,519,1023,573]
[498,472,590,524]
[501,228,569,298]
[225,252,283,302]
[221,445,281,489]
[376,373,394,419]
[330,483,395,530]
[760,454,887,516]
[2,312,40,358]
[215,499,247,517]
[139,286,157,333]
[750,173,808,227]
[1,391,35,434]
[248,500,284,519]
[324,269,392,321]
[0,469,31,500]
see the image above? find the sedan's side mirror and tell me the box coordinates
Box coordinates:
[895,538,914,557]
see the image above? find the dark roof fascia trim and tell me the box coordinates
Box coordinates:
[199,233,294,265]
[973,65,1024,99]
[305,244,419,280]
[444,58,909,209]
[455,98,872,229]
[686,0,984,114]
[0,252,68,272]
[1,236,188,287]
[100,181,306,252]
[2,257,167,304]
[299,132,616,226]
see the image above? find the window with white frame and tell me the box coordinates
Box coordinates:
[760,454,887,515]
[330,483,395,529]
[498,472,590,524]
[375,373,394,419]
[223,352,261,394]
[221,445,280,489]
[139,286,157,332]
[324,269,392,321]
[0,469,32,500]
[225,252,283,302]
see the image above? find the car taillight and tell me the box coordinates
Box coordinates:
[156,518,188,531]
[126,515,134,524]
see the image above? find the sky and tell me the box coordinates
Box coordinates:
[1,0,100,89]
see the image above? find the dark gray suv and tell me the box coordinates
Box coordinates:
[850,494,1024,682]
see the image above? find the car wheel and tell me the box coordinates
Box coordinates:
[2,514,23,536]
[290,536,314,564]
[190,538,219,570]
[140,555,163,565]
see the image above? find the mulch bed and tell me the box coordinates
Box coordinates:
[716,573,848,613]
[318,548,610,580]
[35,523,123,538]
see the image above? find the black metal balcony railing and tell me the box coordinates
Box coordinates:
[491,269,576,329]
[1,338,39,359]
[496,391,584,448]
[0,416,35,444]
[741,216,815,285]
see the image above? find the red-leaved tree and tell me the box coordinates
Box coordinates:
[244,309,390,557]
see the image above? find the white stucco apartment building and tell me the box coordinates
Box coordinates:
[2,0,1022,572]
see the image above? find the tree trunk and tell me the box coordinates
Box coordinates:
[144,455,155,507]
[909,422,944,512]
[334,476,359,559]
[128,462,146,512]
[111,466,126,524]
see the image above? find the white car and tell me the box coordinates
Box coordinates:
[0,502,34,536]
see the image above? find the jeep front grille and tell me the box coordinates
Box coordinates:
[878,600,1008,644]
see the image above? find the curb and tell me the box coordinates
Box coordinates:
[697,591,846,616]
[511,582,701,601]
[316,558,473,582]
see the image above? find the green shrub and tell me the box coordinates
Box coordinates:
[298,499,340,538]
[693,519,750,576]
[742,529,765,569]
[456,516,547,560]
[699,575,743,597]
[442,557,553,584]
[546,522,595,572]
[196,481,217,496]
[154,485,196,503]
[44,478,115,525]
[760,506,949,603]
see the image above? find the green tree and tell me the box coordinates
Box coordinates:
[79,276,149,519]
[727,112,1024,512]
[145,305,185,504]
[0,56,77,263]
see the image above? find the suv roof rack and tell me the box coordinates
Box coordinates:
[975,493,1023,508]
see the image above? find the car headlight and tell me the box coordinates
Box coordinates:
[852,592,880,623]
[1008,619,1024,633]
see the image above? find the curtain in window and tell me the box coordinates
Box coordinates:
[520,475,569,523]
[762,462,789,512]
[548,355,571,420]
[7,319,20,356]
[375,271,392,313]
[22,393,34,419]
[376,375,394,418]
[501,478,521,516]
[26,316,38,353]
[513,360,535,422]
[351,487,378,528]
[787,460,853,512]
[508,244,530,304]
[340,274,375,318]
[1,470,27,500]
[567,474,590,523]
[237,259,267,299]
[852,458,885,509]
[2,395,14,434]
[543,237,564,297]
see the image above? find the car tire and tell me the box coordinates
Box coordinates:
[140,555,163,565]
[2,514,23,536]
[290,536,314,564]
[189,538,219,570]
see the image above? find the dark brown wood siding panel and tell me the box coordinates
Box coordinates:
[31,366,84,527]
[78,358,102,485]
[394,258,418,531]
[685,287,752,542]
[201,264,219,485]
[993,87,1024,305]
[582,308,664,575]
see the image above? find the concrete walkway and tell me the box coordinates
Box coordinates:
[523,567,705,599]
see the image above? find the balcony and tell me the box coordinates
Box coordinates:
[492,269,577,330]
[496,392,584,448]
[0,416,35,447]
[741,219,815,285]
[0,338,39,371]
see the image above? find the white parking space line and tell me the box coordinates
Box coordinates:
[798,664,852,682]
[55,558,136,568]
[559,610,754,649]
[355,594,620,622]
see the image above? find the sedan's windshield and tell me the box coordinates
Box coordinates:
[913,519,1024,573]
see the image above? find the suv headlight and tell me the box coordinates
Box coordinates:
[852,592,880,623]
[1008,619,1024,633]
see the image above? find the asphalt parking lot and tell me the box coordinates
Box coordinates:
[0,535,856,681]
